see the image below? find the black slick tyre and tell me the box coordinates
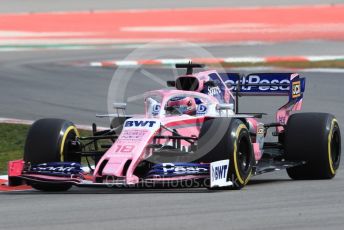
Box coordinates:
[24,118,80,191]
[285,113,341,179]
[198,118,254,189]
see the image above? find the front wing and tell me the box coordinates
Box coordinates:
[8,159,304,189]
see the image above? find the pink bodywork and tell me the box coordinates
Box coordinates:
[276,73,303,133]
[94,89,216,184]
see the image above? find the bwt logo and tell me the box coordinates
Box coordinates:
[211,165,228,181]
[125,120,157,127]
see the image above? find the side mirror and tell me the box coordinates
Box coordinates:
[113,102,127,116]
[96,103,127,118]
[113,103,127,110]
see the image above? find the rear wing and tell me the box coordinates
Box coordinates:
[219,72,305,99]
[219,72,305,114]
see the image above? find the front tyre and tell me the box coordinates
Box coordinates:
[231,121,254,189]
[24,118,80,191]
[198,118,254,189]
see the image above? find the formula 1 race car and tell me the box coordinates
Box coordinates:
[8,63,341,191]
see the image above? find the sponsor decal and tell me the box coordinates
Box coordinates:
[147,163,209,177]
[162,163,208,175]
[196,104,207,115]
[207,86,221,96]
[28,162,83,175]
[212,165,227,180]
[292,81,301,98]
[225,75,290,92]
[152,104,161,116]
[210,160,233,187]
[120,130,148,141]
[125,120,157,128]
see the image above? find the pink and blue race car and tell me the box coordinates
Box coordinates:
[7,63,341,191]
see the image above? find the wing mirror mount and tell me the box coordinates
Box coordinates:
[95,102,126,118]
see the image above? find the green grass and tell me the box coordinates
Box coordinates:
[0,123,29,173]
[0,123,93,174]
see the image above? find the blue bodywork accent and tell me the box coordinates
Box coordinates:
[201,73,228,103]
[147,163,209,178]
[219,72,305,98]
[27,162,83,177]
[198,72,306,104]
[219,72,305,103]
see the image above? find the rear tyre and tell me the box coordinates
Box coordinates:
[198,118,254,189]
[285,113,341,179]
[24,118,80,191]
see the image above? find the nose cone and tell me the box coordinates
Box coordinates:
[93,118,161,183]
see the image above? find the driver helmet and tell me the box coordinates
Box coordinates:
[166,96,196,115]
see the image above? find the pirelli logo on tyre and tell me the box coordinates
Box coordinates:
[292,81,301,98]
